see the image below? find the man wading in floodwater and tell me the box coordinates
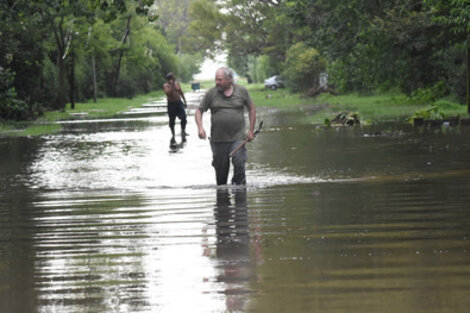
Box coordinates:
[163,72,187,140]
[195,67,256,186]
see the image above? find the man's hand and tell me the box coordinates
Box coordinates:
[198,128,207,140]
[246,130,255,142]
[195,108,206,139]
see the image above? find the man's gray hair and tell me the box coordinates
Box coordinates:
[217,67,234,82]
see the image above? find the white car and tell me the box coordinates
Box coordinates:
[264,75,285,90]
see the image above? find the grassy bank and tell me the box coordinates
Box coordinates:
[245,83,468,125]
[42,91,166,121]
[1,82,468,137]
[1,91,165,136]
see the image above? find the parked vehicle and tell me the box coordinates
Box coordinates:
[264,75,285,90]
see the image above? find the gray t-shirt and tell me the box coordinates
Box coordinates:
[199,84,252,142]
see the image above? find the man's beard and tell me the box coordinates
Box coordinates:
[216,83,230,92]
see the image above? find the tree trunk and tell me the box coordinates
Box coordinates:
[92,53,97,103]
[56,52,67,111]
[113,15,132,97]
[69,50,75,110]
[467,45,470,114]
[50,16,67,111]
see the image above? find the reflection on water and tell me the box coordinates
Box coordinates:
[212,189,255,312]
[1,97,470,312]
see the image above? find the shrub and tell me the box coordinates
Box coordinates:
[116,74,138,99]
[282,43,327,93]
[409,106,445,121]
[177,53,203,83]
[409,81,448,105]
[0,67,33,121]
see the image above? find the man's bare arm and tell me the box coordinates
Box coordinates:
[247,101,256,141]
[195,108,207,139]
[176,82,187,104]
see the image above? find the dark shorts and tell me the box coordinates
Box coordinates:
[167,100,186,128]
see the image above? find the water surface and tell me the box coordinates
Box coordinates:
[1,95,470,313]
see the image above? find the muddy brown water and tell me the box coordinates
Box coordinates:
[1,94,470,313]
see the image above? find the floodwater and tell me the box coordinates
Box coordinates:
[1,92,470,313]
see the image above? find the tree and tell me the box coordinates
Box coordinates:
[282,42,326,93]
[113,12,178,97]
[0,0,45,120]
[224,0,293,77]
[188,0,293,78]
[187,0,227,58]
[0,0,192,121]
[425,0,470,112]
[38,0,94,110]
[153,0,203,81]
[154,0,191,54]
[112,14,132,96]
[37,0,158,109]
[284,0,468,100]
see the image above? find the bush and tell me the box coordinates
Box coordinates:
[0,97,31,120]
[409,105,445,121]
[0,67,35,121]
[282,43,326,93]
[177,53,203,82]
[116,75,138,99]
[409,81,448,105]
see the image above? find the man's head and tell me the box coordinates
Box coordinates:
[215,67,233,92]
[166,72,175,83]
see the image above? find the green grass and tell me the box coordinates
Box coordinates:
[0,120,63,137]
[245,85,468,124]
[19,124,63,136]
[186,81,468,125]
[1,91,166,137]
[312,93,466,124]
[0,123,13,133]
[311,93,415,123]
[41,90,166,122]
[248,84,311,108]
[2,84,468,136]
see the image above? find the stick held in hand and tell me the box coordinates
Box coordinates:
[229,121,263,157]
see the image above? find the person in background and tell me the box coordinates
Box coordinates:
[195,67,256,186]
[163,72,187,140]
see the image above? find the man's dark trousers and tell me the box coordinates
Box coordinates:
[210,140,246,185]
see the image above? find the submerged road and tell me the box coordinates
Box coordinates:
[1,91,470,313]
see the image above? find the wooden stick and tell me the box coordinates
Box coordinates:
[229,121,263,157]
[229,138,250,157]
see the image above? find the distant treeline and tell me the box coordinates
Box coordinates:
[0,0,201,121]
[1,0,469,121]
[187,0,469,111]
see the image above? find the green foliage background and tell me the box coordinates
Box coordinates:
[1,0,469,122]
[186,0,469,112]
[0,0,201,121]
